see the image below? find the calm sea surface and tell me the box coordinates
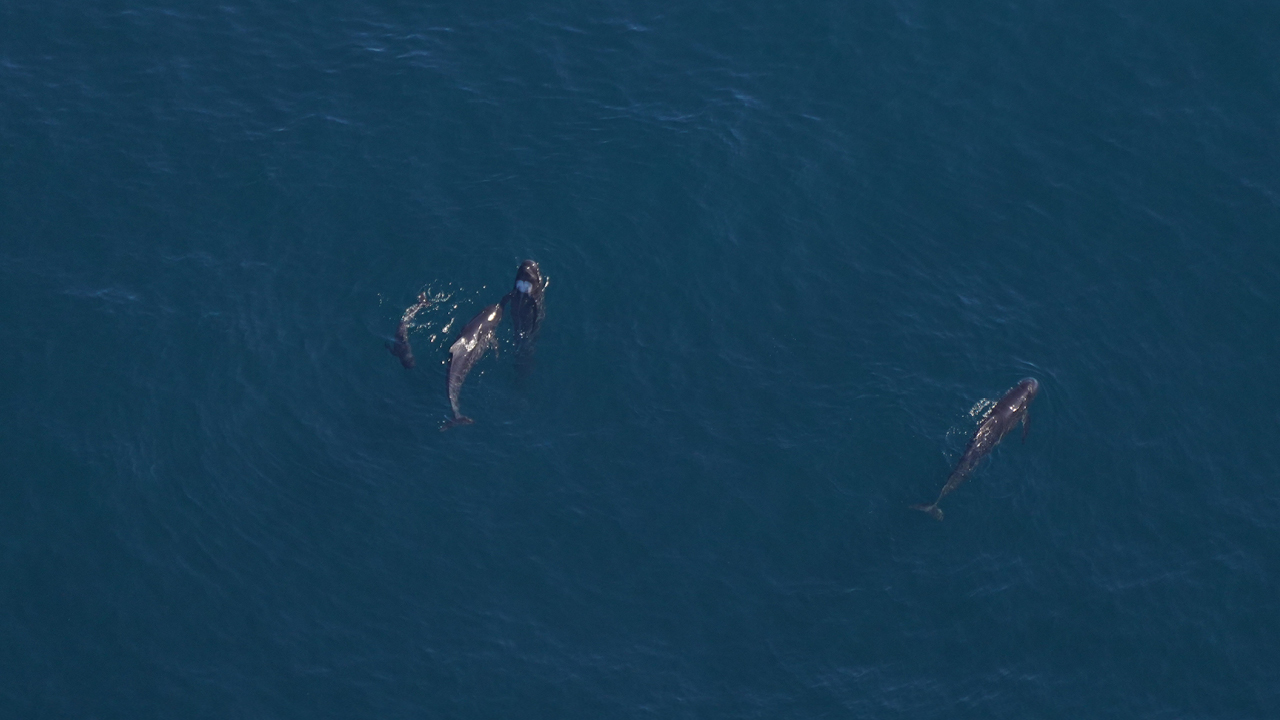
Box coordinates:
[2,2,1278,717]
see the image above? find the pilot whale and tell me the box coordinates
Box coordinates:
[501,260,545,378]
[387,292,430,369]
[503,260,545,346]
[442,303,503,429]
[912,378,1040,520]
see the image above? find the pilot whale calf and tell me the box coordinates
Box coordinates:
[912,377,1040,520]
[387,292,430,368]
[442,303,503,429]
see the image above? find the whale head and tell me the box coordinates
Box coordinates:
[1018,377,1040,405]
[514,260,542,294]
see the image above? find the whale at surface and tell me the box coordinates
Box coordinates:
[442,303,503,429]
[912,378,1040,520]
[387,292,430,369]
[502,259,546,379]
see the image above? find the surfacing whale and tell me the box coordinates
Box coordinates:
[501,259,545,379]
[912,378,1040,520]
[442,303,503,429]
[387,292,430,369]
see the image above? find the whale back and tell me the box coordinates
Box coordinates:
[446,304,503,418]
[932,379,1041,507]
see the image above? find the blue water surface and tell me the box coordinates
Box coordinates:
[2,1,1278,717]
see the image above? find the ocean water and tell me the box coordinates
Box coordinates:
[2,1,1278,717]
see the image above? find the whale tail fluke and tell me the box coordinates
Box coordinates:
[911,503,944,521]
[386,341,415,369]
[440,416,474,432]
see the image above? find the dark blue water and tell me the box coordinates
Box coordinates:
[3,2,1278,717]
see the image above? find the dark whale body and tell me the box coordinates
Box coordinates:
[387,293,430,369]
[443,303,503,428]
[502,260,545,378]
[912,378,1040,520]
